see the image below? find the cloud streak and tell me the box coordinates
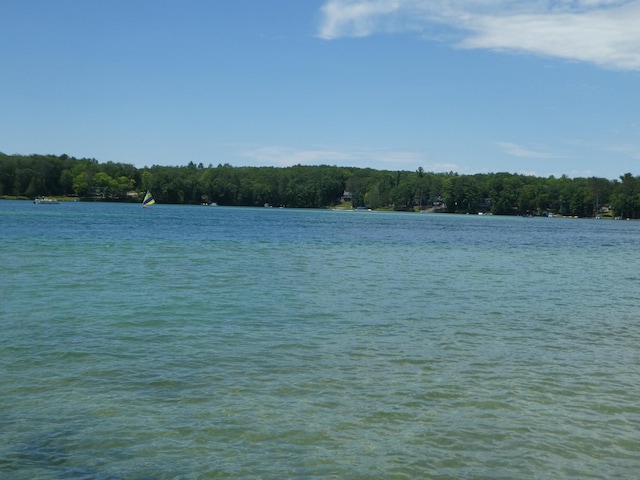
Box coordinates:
[240,145,437,170]
[496,142,560,158]
[317,0,640,70]
[240,146,356,167]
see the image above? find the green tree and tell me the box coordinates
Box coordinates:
[60,169,74,195]
[73,173,89,197]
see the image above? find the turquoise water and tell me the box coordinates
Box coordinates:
[1,200,640,479]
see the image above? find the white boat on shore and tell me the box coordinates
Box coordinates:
[34,197,59,204]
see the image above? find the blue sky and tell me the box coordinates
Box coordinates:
[1,0,639,178]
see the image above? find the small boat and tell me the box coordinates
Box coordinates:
[142,191,155,208]
[34,196,59,204]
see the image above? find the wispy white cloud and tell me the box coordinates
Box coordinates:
[496,141,560,158]
[240,146,354,167]
[604,143,640,160]
[318,0,406,39]
[496,142,560,158]
[317,0,640,70]
[566,136,640,161]
[240,145,432,170]
[424,162,461,173]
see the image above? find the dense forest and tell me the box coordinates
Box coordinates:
[2,152,640,218]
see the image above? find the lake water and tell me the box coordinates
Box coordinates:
[1,200,640,479]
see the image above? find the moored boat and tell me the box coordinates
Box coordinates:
[34,197,59,204]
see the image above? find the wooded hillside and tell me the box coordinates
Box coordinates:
[2,152,639,218]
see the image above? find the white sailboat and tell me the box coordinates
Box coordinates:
[142,191,155,208]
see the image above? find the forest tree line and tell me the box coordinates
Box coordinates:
[2,152,640,218]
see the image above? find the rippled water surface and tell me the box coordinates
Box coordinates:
[2,200,640,479]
